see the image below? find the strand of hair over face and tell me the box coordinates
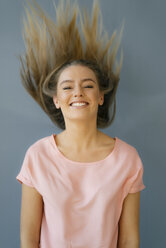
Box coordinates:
[19,0,124,129]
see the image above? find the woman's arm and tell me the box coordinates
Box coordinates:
[20,184,44,248]
[117,192,140,248]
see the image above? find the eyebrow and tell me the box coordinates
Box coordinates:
[59,78,96,85]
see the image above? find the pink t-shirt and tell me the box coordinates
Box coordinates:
[16,134,145,248]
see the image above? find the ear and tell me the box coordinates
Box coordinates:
[99,92,104,105]
[53,95,60,109]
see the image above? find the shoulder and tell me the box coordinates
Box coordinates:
[117,137,144,172]
[116,137,143,169]
[101,132,139,158]
[26,134,53,156]
[21,134,55,173]
[116,136,138,157]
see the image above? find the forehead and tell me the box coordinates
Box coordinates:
[58,64,97,82]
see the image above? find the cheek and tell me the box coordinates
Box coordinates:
[88,89,100,100]
[60,93,70,101]
[56,89,69,100]
[56,93,72,107]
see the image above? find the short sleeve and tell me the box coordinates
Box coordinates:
[127,149,146,194]
[16,148,34,188]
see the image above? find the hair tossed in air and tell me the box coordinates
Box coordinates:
[19,0,124,129]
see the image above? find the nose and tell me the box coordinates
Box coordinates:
[73,85,84,97]
[74,92,83,97]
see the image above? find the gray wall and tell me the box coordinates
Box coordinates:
[0,0,165,247]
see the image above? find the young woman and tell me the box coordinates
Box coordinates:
[16,0,145,247]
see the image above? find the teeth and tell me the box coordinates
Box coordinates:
[71,102,87,106]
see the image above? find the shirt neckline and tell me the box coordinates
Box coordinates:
[50,134,119,166]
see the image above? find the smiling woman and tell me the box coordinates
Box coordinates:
[16,0,145,248]
[51,64,104,128]
[19,0,124,130]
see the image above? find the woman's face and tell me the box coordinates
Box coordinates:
[53,64,104,123]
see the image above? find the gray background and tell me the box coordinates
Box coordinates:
[0,0,165,247]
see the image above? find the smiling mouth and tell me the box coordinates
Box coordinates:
[70,103,89,108]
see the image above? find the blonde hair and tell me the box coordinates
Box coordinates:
[20,0,124,129]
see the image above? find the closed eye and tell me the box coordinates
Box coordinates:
[63,87,71,90]
[63,86,94,90]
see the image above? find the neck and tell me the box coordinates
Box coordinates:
[60,121,100,152]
